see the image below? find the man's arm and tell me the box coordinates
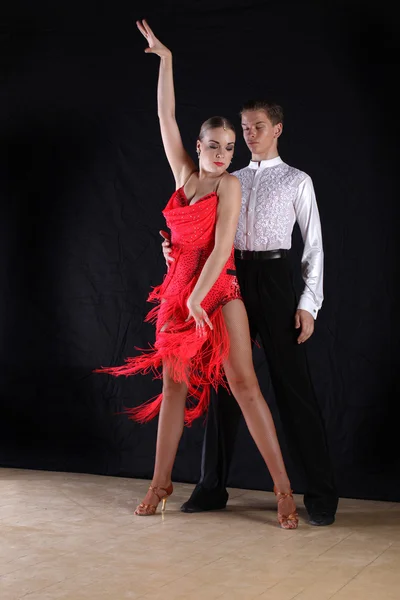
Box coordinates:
[293,175,324,342]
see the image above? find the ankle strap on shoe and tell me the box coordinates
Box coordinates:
[149,484,171,501]
[274,489,294,500]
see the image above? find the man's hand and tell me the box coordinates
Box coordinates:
[160,230,174,267]
[295,309,315,344]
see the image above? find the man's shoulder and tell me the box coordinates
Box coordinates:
[281,162,311,185]
[231,167,254,189]
[232,166,251,178]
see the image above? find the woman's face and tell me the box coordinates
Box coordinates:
[197,128,235,173]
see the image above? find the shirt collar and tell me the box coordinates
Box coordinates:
[248,156,283,170]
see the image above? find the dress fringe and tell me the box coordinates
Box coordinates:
[95,280,231,426]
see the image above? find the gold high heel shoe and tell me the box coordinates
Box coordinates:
[273,486,299,530]
[134,483,173,516]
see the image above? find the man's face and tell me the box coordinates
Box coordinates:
[241,110,282,156]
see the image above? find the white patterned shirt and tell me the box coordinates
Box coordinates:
[233,156,323,318]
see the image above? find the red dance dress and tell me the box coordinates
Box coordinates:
[96,186,242,425]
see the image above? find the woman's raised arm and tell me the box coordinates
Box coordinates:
[137,20,196,187]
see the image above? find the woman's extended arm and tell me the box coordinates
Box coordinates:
[186,175,242,330]
[137,20,195,187]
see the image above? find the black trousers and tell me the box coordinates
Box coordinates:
[198,255,338,514]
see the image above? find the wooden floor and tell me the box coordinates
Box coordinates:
[0,467,399,600]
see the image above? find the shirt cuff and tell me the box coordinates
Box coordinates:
[297,296,319,319]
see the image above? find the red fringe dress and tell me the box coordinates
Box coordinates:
[96,187,242,426]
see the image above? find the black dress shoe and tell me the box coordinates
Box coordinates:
[308,512,335,526]
[180,486,228,513]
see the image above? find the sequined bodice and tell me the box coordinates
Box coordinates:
[160,186,241,311]
[163,187,217,249]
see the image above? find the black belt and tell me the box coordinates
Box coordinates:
[234,249,289,260]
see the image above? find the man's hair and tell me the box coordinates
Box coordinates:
[199,116,236,140]
[240,100,284,126]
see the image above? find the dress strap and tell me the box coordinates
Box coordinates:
[183,170,198,188]
[214,173,227,194]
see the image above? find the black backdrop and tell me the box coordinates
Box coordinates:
[1,0,399,501]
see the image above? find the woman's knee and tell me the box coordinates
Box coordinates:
[162,377,186,399]
[229,375,261,406]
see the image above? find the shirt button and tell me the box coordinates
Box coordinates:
[252,187,256,190]
[247,232,251,236]
[248,208,252,213]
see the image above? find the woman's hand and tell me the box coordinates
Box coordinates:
[186,298,213,337]
[136,19,172,59]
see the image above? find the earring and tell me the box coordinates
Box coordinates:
[197,149,200,157]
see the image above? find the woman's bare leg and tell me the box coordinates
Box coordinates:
[135,365,187,513]
[222,299,297,528]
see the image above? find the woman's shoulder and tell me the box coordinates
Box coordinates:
[219,172,242,194]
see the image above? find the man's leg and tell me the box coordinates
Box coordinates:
[254,258,338,524]
[181,260,258,512]
[180,385,242,512]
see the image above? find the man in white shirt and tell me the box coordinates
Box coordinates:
[163,100,338,526]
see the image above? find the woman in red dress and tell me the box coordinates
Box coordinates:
[97,20,298,529]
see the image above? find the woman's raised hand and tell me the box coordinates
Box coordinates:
[136,20,171,59]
